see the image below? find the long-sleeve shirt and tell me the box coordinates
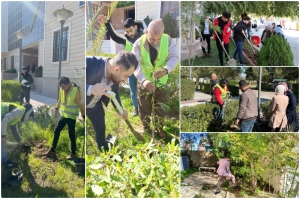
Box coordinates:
[1,107,23,138]
[56,83,85,117]
[132,35,179,82]
[217,158,231,176]
[236,88,258,120]
[21,72,34,90]
[214,86,229,106]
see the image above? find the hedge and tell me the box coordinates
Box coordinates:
[181,78,195,101]
[292,83,299,100]
[35,66,43,77]
[1,80,20,102]
[228,80,239,96]
[261,83,273,91]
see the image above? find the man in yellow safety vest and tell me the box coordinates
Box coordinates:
[132,19,179,139]
[43,76,85,160]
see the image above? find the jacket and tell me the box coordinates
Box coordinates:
[236,88,258,120]
[233,20,247,42]
[217,158,231,176]
[213,84,229,106]
[86,56,122,114]
[213,17,231,44]
[21,72,34,90]
[268,94,289,130]
[286,90,298,128]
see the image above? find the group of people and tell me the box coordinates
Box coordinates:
[210,74,298,132]
[200,11,253,66]
[86,16,179,151]
[25,61,36,73]
[261,22,285,45]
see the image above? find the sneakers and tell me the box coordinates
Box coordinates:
[42,150,56,157]
[215,191,220,195]
[239,63,247,66]
[66,153,76,160]
[132,108,138,116]
[3,160,18,169]
[202,53,206,58]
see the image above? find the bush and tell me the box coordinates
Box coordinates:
[228,80,239,96]
[35,66,43,77]
[144,15,152,27]
[1,80,20,102]
[292,83,299,100]
[181,78,195,101]
[257,34,294,66]
[4,68,17,73]
[261,82,273,91]
[199,83,210,94]
[162,12,179,38]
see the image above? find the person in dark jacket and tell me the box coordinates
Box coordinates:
[86,51,138,151]
[233,16,251,66]
[286,84,298,132]
[210,73,219,101]
[98,15,144,117]
[200,16,213,58]
[261,25,273,45]
[213,11,232,66]
[31,61,36,73]
[19,66,34,105]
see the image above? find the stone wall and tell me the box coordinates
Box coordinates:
[1,72,18,80]
[181,150,219,168]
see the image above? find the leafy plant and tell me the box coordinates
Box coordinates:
[181,78,195,101]
[162,12,179,38]
[4,68,17,73]
[35,65,43,77]
[1,80,20,102]
[143,15,152,27]
[116,1,134,8]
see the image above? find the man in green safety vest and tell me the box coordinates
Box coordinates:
[42,76,85,160]
[132,19,179,139]
[98,15,144,116]
[213,79,230,128]
[2,102,34,169]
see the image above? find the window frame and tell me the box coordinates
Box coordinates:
[51,22,71,64]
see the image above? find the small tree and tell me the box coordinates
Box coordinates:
[162,12,179,38]
[143,15,152,27]
[257,35,294,66]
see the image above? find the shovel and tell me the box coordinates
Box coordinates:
[73,139,85,175]
[242,31,256,55]
[195,26,208,48]
[106,91,145,142]
[214,31,237,66]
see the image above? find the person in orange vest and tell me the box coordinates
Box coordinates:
[213,79,230,128]
[132,19,179,139]
[42,76,85,160]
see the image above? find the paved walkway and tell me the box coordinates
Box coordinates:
[30,91,57,107]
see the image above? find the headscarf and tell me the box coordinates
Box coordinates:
[275,85,285,95]
[279,82,288,94]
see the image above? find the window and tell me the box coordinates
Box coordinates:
[160,1,179,18]
[52,26,69,62]
[79,1,85,8]
[4,58,7,70]
[10,55,14,69]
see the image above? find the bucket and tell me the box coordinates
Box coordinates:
[251,36,260,45]
[74,158,85,176]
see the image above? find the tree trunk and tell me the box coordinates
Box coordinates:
[196,76,199,90]
[250,161,257,191]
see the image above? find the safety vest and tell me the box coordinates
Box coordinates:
[140,33,169,86]
[213,84,228,102]
[60,87,79,120]
[125,40,133,51]
[1,102,25,125]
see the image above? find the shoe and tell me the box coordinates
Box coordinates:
[3,160,18,169]
[42,150,56,157]
[157,131,167,139]
[66,153,76,160]
[234,185,241,190]
[239,63,247,66]
[215,191,220,195]
[106,134,117,145]
[202,53,206,58]
[208,53,212,57]
[132,108,138,116]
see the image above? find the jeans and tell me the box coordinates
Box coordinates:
[51,117,77,154]
[240,118,256,132]
[246,27,251,40]
[216,174,237,192]
[217,106,224,119]
[2,144,8,163]
[233,40,243,64]
[216,39,229,66]
[128,74,138,109]
[19,89,30,105]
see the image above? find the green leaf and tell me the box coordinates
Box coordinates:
[90,185,103,196]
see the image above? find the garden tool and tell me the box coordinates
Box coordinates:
[242,31,256,55]
[106,91,145,142]
[195,26,208,48]
[214,31,237,66]
[73,138,85,175]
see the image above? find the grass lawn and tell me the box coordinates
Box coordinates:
[182,39,251,66]
[1,113,85,198]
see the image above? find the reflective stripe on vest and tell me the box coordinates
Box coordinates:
[125,40,133,51]
[140,34,169,86]
[1,102,25,125]
[60,87,79,119]
[213,84,227,102]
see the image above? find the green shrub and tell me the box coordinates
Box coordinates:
[292,83,299,100]
[200,83,210,94]
[181,78,195,101]
[257,34,294,66]
[1,80,20,102]
[144,15,152,27]
[228,80,239,96]
[162,12,179,38]
[35,66,43,77]
[86,139,180,198]
[4,68,17,73]
[261,82,273,91]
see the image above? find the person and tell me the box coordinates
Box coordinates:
[19,66,34,105]
[213,79,230,128]
[274,25,285,38]
[268,85,289,132]
[210,73,219,101]
[1,103,34,168]
[98,15,143,117]
[234,80,258,132]
[25,63,30,71]
[200,15,213,58]
[246,21,251,41]
[285,84,298,132]
[132,19,179,139]
[215,157,239,195]
[31,61,36,73]
[282,20,286,29]
[86,51,138,151]
[261,25,273,45]
[42,76,85,160]
[271,23,276,32]
[233,16,251,66]
[213,11,232,66]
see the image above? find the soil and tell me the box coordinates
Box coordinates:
[242,43,259,66]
